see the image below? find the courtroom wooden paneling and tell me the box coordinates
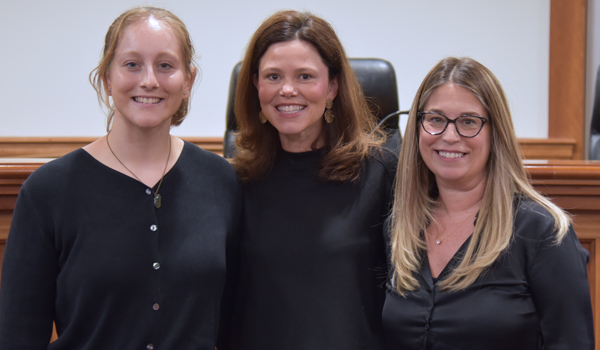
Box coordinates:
[0,137,580,160]
[0,137,224,158]
[549,0,587,159]
[525,160,600,345]
[518,138,576,160]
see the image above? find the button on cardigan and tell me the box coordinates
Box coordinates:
[0,142,242,350]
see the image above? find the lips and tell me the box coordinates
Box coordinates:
[438,151,466,159]
[277,105,305,114]
[133,97,162,104]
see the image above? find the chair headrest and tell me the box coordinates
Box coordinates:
[349,58,400,130]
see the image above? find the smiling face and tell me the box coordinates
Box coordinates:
[106,16,193,131]
[254,39,338,152]
[419,83,491,190]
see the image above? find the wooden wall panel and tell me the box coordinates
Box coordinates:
[0,137,224,158]
[526,160,600,345]
[0,136,580,160]
[549,0,587,159]
[518,138,575,160]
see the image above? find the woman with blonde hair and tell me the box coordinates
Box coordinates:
[231,10,396,350]
[0,7,241,349]
[383,56,593,349]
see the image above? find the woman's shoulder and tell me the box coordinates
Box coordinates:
[180,141,238,181]
[512,197,568,242]
[182,141,231,164]
[23,149,92,189]
[367,146,398,174]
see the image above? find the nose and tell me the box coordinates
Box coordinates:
[141,66,159,89]
[441,122,461,143]
[280,79,297,96]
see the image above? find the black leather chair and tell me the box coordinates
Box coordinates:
[590,65,600,160]
[223,58,404,158]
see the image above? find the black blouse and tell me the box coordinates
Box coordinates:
[383,199,594,349]
[231,148,397,350]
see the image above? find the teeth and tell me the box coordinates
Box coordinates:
[134,97,161,104]
[277,105,305,113]
[438,151,465,159]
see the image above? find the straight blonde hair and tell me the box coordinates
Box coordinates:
[389,57,571,294]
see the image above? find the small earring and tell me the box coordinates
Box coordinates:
[324,99,334,124]
[259,111,267,124]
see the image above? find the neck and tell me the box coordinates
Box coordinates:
[436,176,487,216]
[107,117,172,165]
[279,131,325,153]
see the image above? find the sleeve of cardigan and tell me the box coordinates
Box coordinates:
[216,179,243,350]
[526,216,595,349]
[0,185,58,349]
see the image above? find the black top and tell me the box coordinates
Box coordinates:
[231,148,397,350]
[383,199,594,349]
[0,142,242,350]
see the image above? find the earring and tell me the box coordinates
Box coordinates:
[259,111,267,124]
[324,99,334,124]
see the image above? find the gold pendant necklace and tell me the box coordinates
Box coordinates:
[106,132,171,209]
[435,209,475,245]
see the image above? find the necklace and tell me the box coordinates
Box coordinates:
[106,132,171,209]
[434,209,475,245]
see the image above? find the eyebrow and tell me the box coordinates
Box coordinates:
[426,109,484,116]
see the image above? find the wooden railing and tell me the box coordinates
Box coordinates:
[0,137,578,160]
[0,137,224,158]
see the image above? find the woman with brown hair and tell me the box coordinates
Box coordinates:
[384,57,593,349]
[0,7,241,349]
[231,10,396,350]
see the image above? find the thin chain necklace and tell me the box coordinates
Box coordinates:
[434,209,476,245]
[106,132,171,209]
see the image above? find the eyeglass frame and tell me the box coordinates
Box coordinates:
[418,111,488,138]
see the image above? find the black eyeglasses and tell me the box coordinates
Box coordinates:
[418,111,488,138]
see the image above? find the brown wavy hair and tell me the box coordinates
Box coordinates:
[232,10,382,182]
[89,6,198,131]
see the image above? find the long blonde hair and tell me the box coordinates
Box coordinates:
[389,57,571,294]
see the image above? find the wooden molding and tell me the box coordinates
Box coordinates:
[518,138,576,160]
[0,137,224,158]
[0,136,581,160]
[549,0,587,159]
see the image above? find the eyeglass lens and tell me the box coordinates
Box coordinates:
[422,113,484,137]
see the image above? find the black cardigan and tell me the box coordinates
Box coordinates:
[0,142,242,349]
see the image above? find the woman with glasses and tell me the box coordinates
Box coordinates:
[383,57,593,349]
